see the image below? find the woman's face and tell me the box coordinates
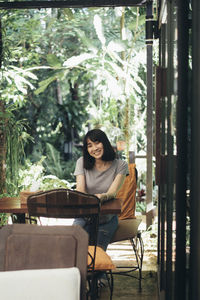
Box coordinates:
[87,138,104,159]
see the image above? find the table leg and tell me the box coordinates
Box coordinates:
[12,213,26,223]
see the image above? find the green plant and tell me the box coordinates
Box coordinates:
[1,8,147,173]
[43,143,78,182]
[43,143,64,179]
[0,105,32,195]
[18,158,75,192]
[19,158,45,191]
[0,193,10,226]
[0,213,8,226]
[40,175,73,191]
[136,201,146,214]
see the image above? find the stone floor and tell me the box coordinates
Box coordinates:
[99,239,158,299]
[99,271,158,299]
[99,216,159,299]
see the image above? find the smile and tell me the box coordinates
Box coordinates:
[93,150,102,154]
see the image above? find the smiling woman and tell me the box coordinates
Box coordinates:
[73,128,129,252]
[82,129,116,172]
[87,140,104,161]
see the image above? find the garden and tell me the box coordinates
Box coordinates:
[0,6,154,225]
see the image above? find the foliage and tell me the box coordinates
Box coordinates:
[0,7,147,187]
[1,8,92,156]
[0,66,37,106]
[2,7,146,146]
[0,105,32,195]
[18,158,74,192]
[18,158,45,191]
[136,200,146,214]
[42,142,79,181]
[58,8,147,154]
[40,175,74,191]
[0,213,8,226]
[43,143,64,179]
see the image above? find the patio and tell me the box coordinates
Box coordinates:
[100,270,158,299]
[99,216,158,299]
[38,214,158,299]
[6,213,158,299]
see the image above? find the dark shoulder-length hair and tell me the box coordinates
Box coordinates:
[83,129,116,170]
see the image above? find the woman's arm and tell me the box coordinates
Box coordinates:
[95,173,126,202]
[76,174,87,193]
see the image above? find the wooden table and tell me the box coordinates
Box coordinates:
[0,197,122,215]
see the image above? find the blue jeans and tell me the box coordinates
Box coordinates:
[73,215,118,251]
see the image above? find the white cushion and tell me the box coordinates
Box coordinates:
[0,267,80,300]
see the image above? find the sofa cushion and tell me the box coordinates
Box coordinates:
[0,267,80,300]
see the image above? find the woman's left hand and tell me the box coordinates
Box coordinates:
[95,193,109,202]
[95,194,101,198]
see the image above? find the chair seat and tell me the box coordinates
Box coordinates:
[88,246,115,271]
[111,218,142,243]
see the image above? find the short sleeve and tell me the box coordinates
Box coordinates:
[116,160,129,176]
[74,157,84,176]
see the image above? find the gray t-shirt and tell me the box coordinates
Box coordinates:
[74,157,128,223]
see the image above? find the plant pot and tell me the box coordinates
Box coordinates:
[116,140,126,151]
[20,190,42,204]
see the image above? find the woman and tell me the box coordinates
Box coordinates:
[74,128,128,251]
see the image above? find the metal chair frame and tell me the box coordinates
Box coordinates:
[110,165,144,291]
[112,231,144,290]
[27,188,114,300]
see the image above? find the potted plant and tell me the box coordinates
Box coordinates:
[116,139,126,151]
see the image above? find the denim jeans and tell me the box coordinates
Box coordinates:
[73,215,118,251]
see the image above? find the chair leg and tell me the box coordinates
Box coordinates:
[106,271,113,300]
[113,233,144,291]
[130,232,144,290]
[94,271,113,300]
[87,275,99,300]
[91,277,98,300]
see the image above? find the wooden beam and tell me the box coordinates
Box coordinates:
[0,0,147,9]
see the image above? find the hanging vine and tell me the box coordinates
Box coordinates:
[2,105,30,195]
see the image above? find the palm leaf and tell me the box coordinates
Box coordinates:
[34,75,58,95]
[44,143,64,179]
[93,14,106,45]
[63,53,96,68]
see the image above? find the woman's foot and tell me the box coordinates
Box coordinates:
[98,278,108,288]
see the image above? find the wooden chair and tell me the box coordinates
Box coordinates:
[0,224,88,300]
[110,163,144,290]
[27,188,115,300]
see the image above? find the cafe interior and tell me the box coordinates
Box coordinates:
[0,0,199,299]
